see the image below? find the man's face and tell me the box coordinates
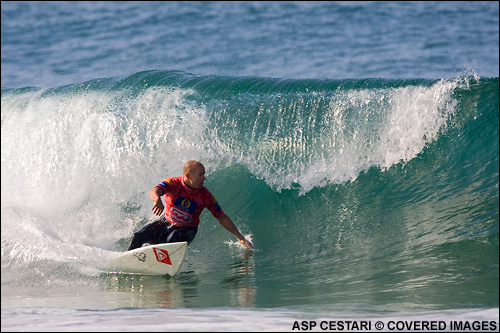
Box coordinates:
[186,164,206,189]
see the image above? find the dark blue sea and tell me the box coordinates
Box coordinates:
[1,1,498,331]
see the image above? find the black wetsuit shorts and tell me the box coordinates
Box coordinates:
[128,217,197,251]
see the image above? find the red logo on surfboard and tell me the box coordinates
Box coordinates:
[153,247,172,265]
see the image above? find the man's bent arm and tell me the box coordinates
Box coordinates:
[150,187,165,216]
[217,215,253,249]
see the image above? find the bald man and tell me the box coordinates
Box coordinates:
[128,160,253,250]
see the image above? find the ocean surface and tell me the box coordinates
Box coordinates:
[1,1,498,332]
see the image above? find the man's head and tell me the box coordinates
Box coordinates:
[183,160,206,189]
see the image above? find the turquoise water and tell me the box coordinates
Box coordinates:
[1,1,498,331]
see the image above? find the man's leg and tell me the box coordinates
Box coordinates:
[166,226,198,245]
[128,219,168,250]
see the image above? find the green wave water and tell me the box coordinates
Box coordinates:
[1,71,498,311]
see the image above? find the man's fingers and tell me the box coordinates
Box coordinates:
[240,239,254,249]
[152,205,164,216]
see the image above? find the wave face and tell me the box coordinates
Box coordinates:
[1,71,498,310]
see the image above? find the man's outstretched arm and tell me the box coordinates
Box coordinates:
[217,215,253,249]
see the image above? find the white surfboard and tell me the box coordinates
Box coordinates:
[103,242,187,276]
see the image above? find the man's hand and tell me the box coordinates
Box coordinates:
[150,187,165,216]
[152,198,165,216]
[239,237,254,250]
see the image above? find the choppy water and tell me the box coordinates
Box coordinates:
[2,1,498,331]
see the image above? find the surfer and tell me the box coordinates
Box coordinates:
[128,160,253,250]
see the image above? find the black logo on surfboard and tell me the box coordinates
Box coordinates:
[134,252,146,262]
